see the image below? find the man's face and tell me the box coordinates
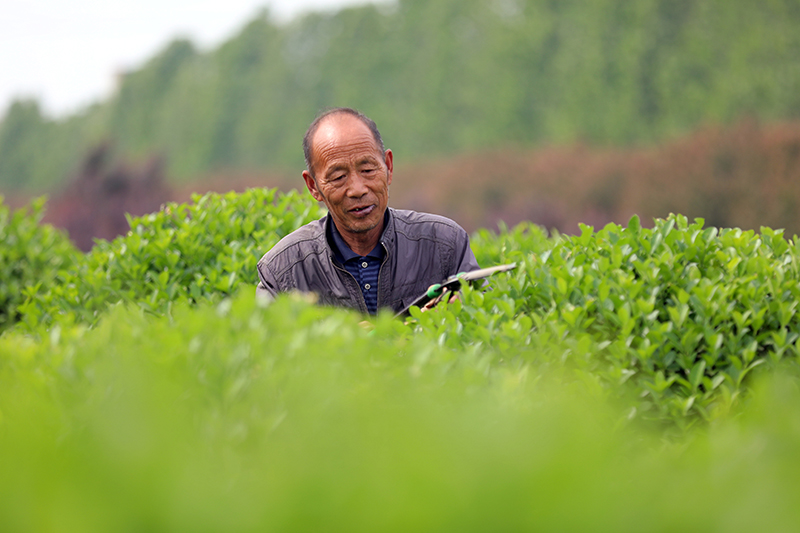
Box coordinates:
[302,115,393,238]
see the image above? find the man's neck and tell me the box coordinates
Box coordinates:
[339,224,383,256]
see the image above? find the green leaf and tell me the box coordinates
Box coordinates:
[628,214,641,233]
[689,360,706,390]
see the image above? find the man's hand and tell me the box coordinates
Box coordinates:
[421,291,460,312]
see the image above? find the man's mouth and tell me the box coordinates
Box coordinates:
[350,205,375,217]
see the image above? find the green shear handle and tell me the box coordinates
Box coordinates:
[396,263,517,318]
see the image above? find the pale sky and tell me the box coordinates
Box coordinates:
[0,0,389,118]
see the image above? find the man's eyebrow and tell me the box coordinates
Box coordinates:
[357,156,379,166]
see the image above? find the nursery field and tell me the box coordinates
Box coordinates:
[3,189,800,531]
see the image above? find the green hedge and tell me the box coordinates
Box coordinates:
[414,215,800,426]
[17,188,324,330]
[2,292,800,531]
[4,189,800,528]
[7,189,800,426]
[0,196,78,333]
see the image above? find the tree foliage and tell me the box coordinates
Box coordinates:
[2,0,800,191]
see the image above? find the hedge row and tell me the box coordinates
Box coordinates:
[4,190,800,529]
[0,196,78,333]
[15,188,324,330]
[1,292,799,531]
[420,215,800,425]
[4,190,800,426]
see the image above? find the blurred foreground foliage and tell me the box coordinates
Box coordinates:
[3,0,800,191]
[3,188,800,529]
[2,293,800,531]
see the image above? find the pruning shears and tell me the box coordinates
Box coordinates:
[396,263,517,317]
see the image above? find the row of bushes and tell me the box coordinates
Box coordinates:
[4,189,800,529]
[12,188,324,331]
[0,196,78,332]
[4,189,800,427]
[426,215,800,426]
[2,291,800,531]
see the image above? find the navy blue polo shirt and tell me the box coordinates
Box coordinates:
[329,215,386,315]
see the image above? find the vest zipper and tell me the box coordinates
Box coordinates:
[376,241,389,309]
[331,259,369,314]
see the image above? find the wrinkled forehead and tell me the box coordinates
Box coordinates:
[312,115,383,160]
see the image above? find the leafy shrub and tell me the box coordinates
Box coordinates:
[469,220,552,268]
[0,196,78,333]
[19,188,324,330]
[413,214,800,426]
[2,292,800,531]
[5,189,800,528]
[13,188,800,427]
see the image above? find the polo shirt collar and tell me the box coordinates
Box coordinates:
[328,209,389,262]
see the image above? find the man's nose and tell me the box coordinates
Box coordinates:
[346,173,369,197]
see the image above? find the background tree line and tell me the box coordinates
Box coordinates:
[2,0,799,192]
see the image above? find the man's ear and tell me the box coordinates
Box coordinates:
[302,170,324,202]
[384,149,393,187]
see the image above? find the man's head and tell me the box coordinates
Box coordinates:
[301,108,393,243]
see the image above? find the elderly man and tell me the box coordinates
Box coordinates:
[256,107,480,314]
